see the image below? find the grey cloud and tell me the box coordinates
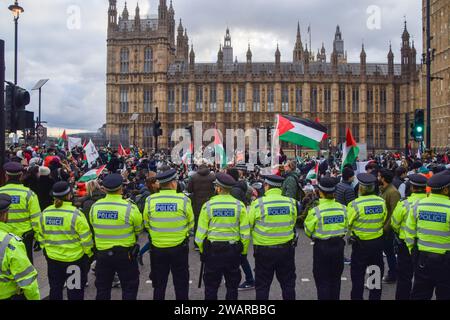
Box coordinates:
[0,0,421,131]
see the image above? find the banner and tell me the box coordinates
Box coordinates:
[84,139,99,168]
[68,137,82,150]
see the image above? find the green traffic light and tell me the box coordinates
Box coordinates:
[416,126,423,133]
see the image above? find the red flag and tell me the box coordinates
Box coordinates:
[61,130,68,141]
[444,154,449,164]
[82,139,88,148]
[118,144,129,157]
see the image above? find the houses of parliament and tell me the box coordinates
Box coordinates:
[106,0,424,152]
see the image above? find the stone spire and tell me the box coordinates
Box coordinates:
[388,42,394,76]
[122,1,129,20]
[108,0,118,31]
[189,44,195,70]
[360,43,367,75]
[293,21,304,63]
[134,2,140,31]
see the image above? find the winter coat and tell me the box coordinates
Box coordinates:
[187,167,216,216]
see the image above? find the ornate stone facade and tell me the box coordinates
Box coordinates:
[422,0,449,150]
[106,0,421,152]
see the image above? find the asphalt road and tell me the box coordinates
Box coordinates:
[33,229,397,300]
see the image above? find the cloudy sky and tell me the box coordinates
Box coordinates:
[0,0,422,134]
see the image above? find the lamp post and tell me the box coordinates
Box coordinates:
[9,1,24,85]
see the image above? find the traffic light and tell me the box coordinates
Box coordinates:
[4,82,31,132]
[413,109,424,142]
[154,120,162,137]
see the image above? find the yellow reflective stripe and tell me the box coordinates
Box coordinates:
[210,222,239,228]
[149,225,186,232]
[79,231,91,239]
[92,224,129,230]
[17,274,37,287]
[417,228,450,237]
[30,212,40,219]
[81,240,94,247]
[43,239,79,245]
[418,239,450,250]
[208,231,239,238]
[95,233,134,240]
[253,227,293,237]
[256,221,292,228]
[8,209,27,213]
[14,266,35,281]
[196,226,208,234]
[7,218,29,223]
[240,225,250,231]
[353,226,381,233]
[0,234,14,267]
[150,216,186,223]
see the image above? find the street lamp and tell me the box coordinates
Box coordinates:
[9,1,24,85]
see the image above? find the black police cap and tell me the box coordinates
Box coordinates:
[156,168,178,184]
[215,173,236,189]
[0,194,12,212]
[51,181,71,198]
[3,162,23,176]
[263,175,285,188]
[318,177,337,193]
[408,174,428,187]
[427,171,450,190]
[102,173,124,192]
[357,173,377,186]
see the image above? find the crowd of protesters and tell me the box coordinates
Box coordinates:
[2,142,450,293]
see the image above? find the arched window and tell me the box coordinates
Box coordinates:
[120,48,129,73]
[144,48,153,73]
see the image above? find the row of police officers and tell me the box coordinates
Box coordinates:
[0,160,449,300]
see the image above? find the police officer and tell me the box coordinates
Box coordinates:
[143,168,194,300]
[248,175,298,300]
[39,181,94,300]
[0,162,41,263]
[89,173,143,300]
[405,171,450,300]
[0,194,40,300]
[195,173,250,300]
[304,177,348,300]
[391,174,428,300]
[347,173,387,300]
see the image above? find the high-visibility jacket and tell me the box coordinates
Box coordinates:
[0,183,41,238]
[0,224,40,300]
[195,194,250,254]
[304,198,348,240]
[89,194,143,251]
[143,189,194,248]
[391,193,427,241]
[39,202,94,262]
[404,194,450,255]
[347,195,387,241]
[248,188,297,246]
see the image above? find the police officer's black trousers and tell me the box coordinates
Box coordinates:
[203,243,241,300]
[395,240,413,300]
[45,254,89,300]
[95,248,140,300]
[410,251,450,300]
[150,243,189,300]
[350,236,384,300]
[313,238,345,300]
[254,245,296,300]
[22,231,34,264]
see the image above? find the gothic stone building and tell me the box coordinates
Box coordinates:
[106,0,421,152]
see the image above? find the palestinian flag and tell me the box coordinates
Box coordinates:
[306,162,319,184]
[182,142,193,165]
[341,128,360,170]
[79,165,107,183]
[214,126,227,168]
[276,115,327,150]
[57,130,67,149]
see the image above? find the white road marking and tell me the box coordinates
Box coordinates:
[145,280,152,284]
[301,278,310,282]
[341,277,348,281]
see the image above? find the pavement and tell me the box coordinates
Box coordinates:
[34,228,397,300]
